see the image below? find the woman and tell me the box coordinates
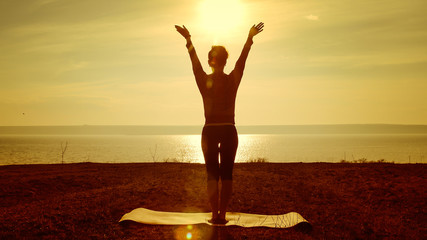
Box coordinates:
[175,22,264,224]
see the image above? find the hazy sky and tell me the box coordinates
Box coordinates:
[1,0,426,126]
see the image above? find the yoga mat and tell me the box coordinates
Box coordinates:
[119,208,310,228]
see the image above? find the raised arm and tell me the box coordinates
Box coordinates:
[175,25,206,84]
[231,22,264,85]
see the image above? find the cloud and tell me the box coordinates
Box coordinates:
[306,14,319,21]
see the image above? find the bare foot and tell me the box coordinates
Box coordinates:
[208,218,229,225]
[211,211,219,220]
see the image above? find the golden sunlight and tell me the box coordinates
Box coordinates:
[198,0,246,37]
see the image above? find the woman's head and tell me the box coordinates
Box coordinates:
[208,46,228,69]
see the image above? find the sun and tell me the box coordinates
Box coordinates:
[198,0,246,38]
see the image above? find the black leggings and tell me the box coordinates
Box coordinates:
[201,125,238,181]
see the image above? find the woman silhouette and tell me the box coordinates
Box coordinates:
[175,22,264,224]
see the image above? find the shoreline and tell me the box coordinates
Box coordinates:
[1,160,424,167]
[1,162,425,239]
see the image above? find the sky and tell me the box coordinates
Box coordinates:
[1,0,426,126]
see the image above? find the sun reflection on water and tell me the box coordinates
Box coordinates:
[177,134,268,163]
[176,135,204,163]
[3,134,424,165]
[236,134,264,162]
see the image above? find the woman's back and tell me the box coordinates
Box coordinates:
[200,72,239,124]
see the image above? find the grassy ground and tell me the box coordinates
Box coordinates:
[0,162,425,239]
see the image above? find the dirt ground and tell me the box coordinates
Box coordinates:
[0,162,425,239]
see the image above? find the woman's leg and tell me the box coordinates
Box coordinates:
[207,180,219,219]
[201,126,220,220]
[218,126,238,220]
[219,180,232,220]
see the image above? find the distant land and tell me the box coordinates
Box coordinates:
[1,124,427,135]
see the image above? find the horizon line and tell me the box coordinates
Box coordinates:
[1,123,427,127]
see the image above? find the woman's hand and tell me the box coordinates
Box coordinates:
[248,22,264,38]
[175,25,191,39]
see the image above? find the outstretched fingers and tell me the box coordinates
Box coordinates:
[249,22,264,37]
[175,25,191,38]
[256,22,264,32]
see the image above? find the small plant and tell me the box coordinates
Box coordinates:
[340,158,394,164]
[162,157,194,163]
[163,157,180,163]
[61,141,68,164]
[179,149,189,162]
[247,157,268,163]
[149,144,158,162]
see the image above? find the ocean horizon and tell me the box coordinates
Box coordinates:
[1,124,426,165]
[1,124,427,135]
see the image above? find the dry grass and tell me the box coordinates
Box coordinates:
[0,162,425,239]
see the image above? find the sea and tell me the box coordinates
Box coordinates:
[0,125,426,165]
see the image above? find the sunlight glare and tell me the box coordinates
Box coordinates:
[198,0,246,38]
[186,232,192,239]
[179,135,204,163]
